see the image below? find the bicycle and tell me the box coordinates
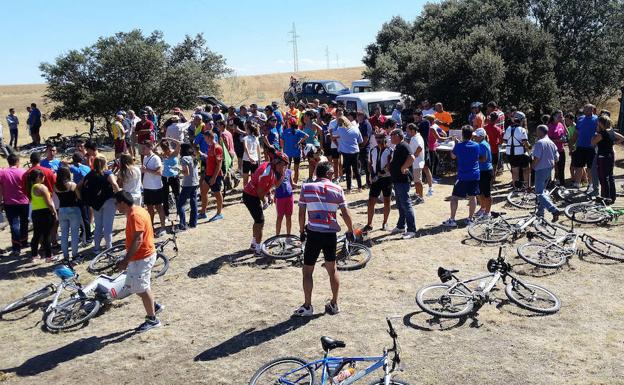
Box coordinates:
[248,318,409,385]
[415,247,561,318]
[506,184,589,210]
[87,231,177,275]
[564,197,624,224]
[467,211,568,244]
[260,232,372,271]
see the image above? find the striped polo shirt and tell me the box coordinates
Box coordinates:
[298,178,346,233]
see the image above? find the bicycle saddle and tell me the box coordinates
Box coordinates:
[490,211,506,218]
[437,267,458,283]
[321,336,346,351]
[593,196,613,205]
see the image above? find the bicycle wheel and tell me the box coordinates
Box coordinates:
[507,190,537,209]
[532,219,569,239]
[88,245,126,274]
[248,356,315,385]
[0,284,55,316]
[415,283,474,318]
[261,235,303,260]
[505,281,560,314]
[336,243,372,271]
[152,253,170,278]
[467,219,513,243]
[564,202,607,224]
[584,237,624,262]
[45,297,101,331]
[367,380,412,385]
[614,178,624,197]
[517,242,568,268]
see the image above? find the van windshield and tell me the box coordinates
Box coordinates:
[325,81,348,92]
[368,100,400,116]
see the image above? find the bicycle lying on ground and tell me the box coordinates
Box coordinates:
[564,197,624,224]
[415,247,561,318]
[248,317,409,385]
[260,232,372,271]
[506,184,590,210]
[467,211,567,244]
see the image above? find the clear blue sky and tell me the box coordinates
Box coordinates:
[0,0,427,84]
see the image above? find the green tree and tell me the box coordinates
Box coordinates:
[40,30,230,135]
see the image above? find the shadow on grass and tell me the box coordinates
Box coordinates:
[187,249,296,278]
[0,329,135,377]
[403,311,479,331]
[194,315,322,362]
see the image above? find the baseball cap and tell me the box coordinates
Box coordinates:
[471,102,482,108]
[473,128,487,137]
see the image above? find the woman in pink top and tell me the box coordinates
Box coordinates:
[0,154,30,256]
[547,111,567,185]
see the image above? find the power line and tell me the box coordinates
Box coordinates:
[288,22,300,72]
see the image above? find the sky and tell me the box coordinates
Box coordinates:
[0,0,427,84]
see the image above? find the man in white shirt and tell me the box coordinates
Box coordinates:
[126,110,141,158]
[327,108,344,182]
[165,115,188,150]
[406,123,425,203]
[421,100,435,117]
[503,111,531,189]
[363,133,394,232]
[140,142,167,237]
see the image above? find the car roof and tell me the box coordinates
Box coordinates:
[336,91,402,102]
[351,79,371,86]
[303,80,341,84]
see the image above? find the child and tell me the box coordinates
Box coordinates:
[242,121,260,186]
[274,168,294,235]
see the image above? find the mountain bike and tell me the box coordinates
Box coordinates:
[87,232,177,275]
[248,318,409,385]
[415,247,561,318]
[260,232,372,271]
[506,184,589,210]
[564,197,624,224]
[467,211,567,244]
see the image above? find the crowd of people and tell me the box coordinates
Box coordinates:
[0,97,622,326]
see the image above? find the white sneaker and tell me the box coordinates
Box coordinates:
[325,301,340,315]
[465,218,475,226]
[427,188,434,197]
[480,213,491,220]
[381,223,389,231]
[293,304,314,317]
[475,209,484,218]
[442,218,457,227]
[402,231,417,239]
[391,227,406,234]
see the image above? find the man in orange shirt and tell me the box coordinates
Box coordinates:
[434,102,453,133]
[114,191,164,333]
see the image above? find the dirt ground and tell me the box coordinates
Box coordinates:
[0,151,623,385]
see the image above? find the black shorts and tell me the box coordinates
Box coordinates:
[369,177,392,198]
[509,154,530,168]
[242,160,258,174]
[479,170,493,198]
[572,147,595,168]
[243,192,264,224]
[326,148,339,158]
[452,180,480,198]
[31,123,41,135]
[144,188,163,206]
[288,156,301,166]
[204,175,223,193]
[234,140,245,158]
[303,229,337,266]
[491,152,500,168]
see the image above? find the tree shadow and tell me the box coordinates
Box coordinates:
[0,329,135,377]
[194,315,322,362]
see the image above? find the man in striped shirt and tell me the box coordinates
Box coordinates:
[294,161,354,317]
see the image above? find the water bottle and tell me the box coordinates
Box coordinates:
[332,367,355,384]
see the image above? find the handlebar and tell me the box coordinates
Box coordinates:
[385,317,401,371]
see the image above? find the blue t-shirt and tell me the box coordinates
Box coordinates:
[478,141,493,171]
[267,127,280,150]
[275,169,293,199]
[274,110,284,135]
[194,133,209,155]
[335,126,363,154]
[70,164,90,183]
[281,128,306,157]
[576,114,598,148]
[40,158,61,172]
[162,156,180,178]
[452,140,480,181]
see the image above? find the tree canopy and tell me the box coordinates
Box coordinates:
[363,0,624,116]
[40,30,230,126]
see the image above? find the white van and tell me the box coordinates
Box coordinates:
[336,91,403,118]
[351,79,372,93]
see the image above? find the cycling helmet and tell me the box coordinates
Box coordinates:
[54,265,75,280]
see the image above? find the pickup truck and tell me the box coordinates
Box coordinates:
[283,80,351,104]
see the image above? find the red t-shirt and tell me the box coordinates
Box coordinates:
[243,162,276,197]
[370,114,386,130]
[136,120,155,143]
[484,123,503,154]
[23,165,56,193]
[205,143,224,177]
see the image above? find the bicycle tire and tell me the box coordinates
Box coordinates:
[506,190,537,209]
[88,245,126,274]
[467,219,513,243]
[564,202,608,224]
[0,284,56,316]
[45,297,101,331]
[248,356,315,385]
[532,219,569,240]
[261,235,303,260]
[415,283,474,318]
[336,243,372,271]
[367,380,412,385]
[505,281,560,314]
[152,253,170,278]
[615,178,624,198]
[584,237,624,262]
[517,242,567,268]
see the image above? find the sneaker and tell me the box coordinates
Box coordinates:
[250,242,256,251]
[480,213,491,220]
[413,196,424,205]
[262,202,269,210]
[426,188,434,197]
[465,218,475,226]
[381,223,389,231]
[293,304,314,317]
[155,303,165,315]
[391,226,406,234]
[9,250,20,257]
[432,177,441,184]
[254,244,263,256]
[177,224,187,231]
[45,255,62,263]
[474,209,484,218]
[198,213,208,220]
[155,229,166,238]
[136,317,161,333]
[442,219,458,227]
[402,231,417,240]
[362,224,373,232]
[585,186,594,195]
[208,213,223,222]
[324,301,340,315]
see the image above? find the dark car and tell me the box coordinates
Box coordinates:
[284,80,351,104]
[197,95,230,111]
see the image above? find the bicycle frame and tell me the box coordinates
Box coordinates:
[447,271,500,300]
[45,277,82,313]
